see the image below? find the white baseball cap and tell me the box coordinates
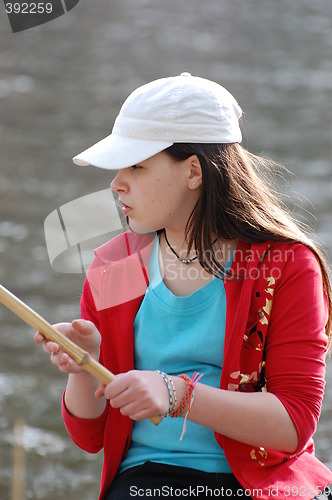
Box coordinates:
[73,72,243,170]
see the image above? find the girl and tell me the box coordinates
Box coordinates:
[35,73,332,499]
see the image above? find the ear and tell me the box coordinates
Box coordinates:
[186,155,202,190]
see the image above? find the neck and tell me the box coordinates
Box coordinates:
[163,228,188,249]
[162,228,197,262]
[161,228,238,268]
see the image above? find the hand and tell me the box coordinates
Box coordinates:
[103,370,170,421]
[34,319,101,375]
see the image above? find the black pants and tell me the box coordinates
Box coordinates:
[105,461,332,500]
[105,461,245,499]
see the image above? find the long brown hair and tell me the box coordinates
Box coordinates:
[165,142,332,351]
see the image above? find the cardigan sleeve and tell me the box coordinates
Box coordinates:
[61,392,108,454]
[265,244,328,452]
[61,276,108,453]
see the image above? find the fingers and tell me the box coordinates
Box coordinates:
[50,350,74,372]
[42,339,64,363]
[104,372,130,401]
[34,330,63,360]
[41,340,76,373]
[104,373,137,416]
[42,340,58,355]
[34,322,73,346]
[34,331,46,344]
[104,371,169,421]
[95,382,106,399]
[34,332,64,358]
[34,319,100,375]
[34,322,78,373]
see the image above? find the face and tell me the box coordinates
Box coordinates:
[110,151,201,234]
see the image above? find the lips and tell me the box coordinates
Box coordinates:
[119,200,132,214]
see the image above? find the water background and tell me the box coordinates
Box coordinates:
[0,1,332,498]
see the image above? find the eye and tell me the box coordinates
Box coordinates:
[131,164,142,170]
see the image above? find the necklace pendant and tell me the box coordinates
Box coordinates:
[163,230,198,265]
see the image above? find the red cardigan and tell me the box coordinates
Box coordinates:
[62,232,332,499]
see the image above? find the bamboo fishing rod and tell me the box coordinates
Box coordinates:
[0,284,162,425]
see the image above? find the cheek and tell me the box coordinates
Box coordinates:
[145,182,172,206]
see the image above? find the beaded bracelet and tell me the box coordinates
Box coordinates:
[170,371,204,440]
[155,370,177,417]
[168,376,177,413]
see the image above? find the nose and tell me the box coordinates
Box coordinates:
[110,169,128,193]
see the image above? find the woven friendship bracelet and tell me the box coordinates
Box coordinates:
[155,370,177,417]
[170,371,204,440]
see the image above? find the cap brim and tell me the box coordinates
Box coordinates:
[73,133,173,170]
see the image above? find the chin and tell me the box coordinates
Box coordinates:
[127,219,156,235]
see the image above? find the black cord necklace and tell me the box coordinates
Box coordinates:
[163,230,198,265]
